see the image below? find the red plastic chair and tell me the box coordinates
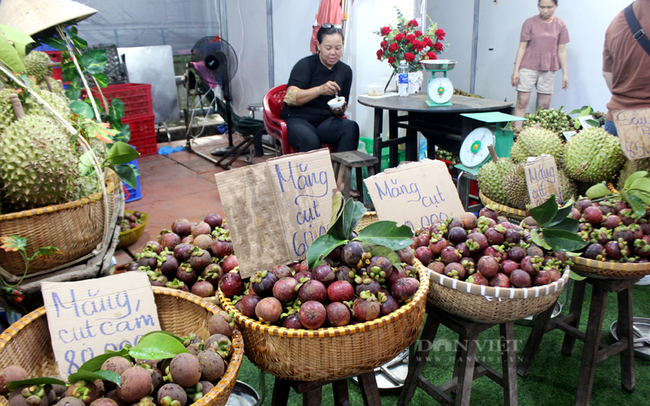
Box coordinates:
[263,84,337,155]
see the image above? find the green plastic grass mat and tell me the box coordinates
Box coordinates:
[234,283,650,405]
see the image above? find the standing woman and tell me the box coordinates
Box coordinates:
[281,24,359,153]
[511,0,569,127]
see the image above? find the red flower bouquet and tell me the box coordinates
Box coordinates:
[376,9,446,72]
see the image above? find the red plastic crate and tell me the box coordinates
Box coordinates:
[122,114,157,157]
[44,50,63,83]
[82,83,153,118]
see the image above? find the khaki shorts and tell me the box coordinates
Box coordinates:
[516,68,555,94]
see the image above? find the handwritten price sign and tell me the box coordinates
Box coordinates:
[613,109,650,160]
[525,155,560,208]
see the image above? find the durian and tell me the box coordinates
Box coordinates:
[26,89,75,122]
[557,167,578,204]
[0,98,78,211]
[617,158,650,191]
[510,127,565,164]
[23,51,52,83]
[0,88,20,133]
[478,158,515,206]
[503,163,530,210]
[563,127,626,184]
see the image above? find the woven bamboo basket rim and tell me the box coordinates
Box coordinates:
[571,256,650,278]
[0,287,245,406]
[355,211,378,232]
[478,191,527,219]
[218,262,430,339]
[429,266,570,300]
[0,170,119,221]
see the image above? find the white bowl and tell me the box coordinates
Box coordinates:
[328,96,345,109]
[419,59,458,71]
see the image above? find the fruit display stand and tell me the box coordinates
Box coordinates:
[0,287,245,406]
[478,191,527,222]
[218,263,429,382]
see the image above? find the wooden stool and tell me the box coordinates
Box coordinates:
[331,150,378,201]
[517,276,639,406]
[398,305,518,406]
[271,371,382,406]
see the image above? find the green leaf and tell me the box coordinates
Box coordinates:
[39,36,67,50]
[327,192,346,241]
[545,204,574,227]
[307,233,347,269]
[541,229,588,252]
[342,199,367,240]
[629,177,650,193]
[108,142,140,165]
[631,190,650,205]
[93,73,109,88]
[0,24,34,58]
[627,194,647,218]
[545,216,580,233]
[356,221,414,251]
[625,171,648,189]
[108,98,125,122]
[368,244,402,270]
[68,370,120,386]
[585,183,612,200]
[79,49,107,74]
[586,119,600,127]
[128,331,189,360]
[85,96,104,117]
[65,77,82,100]
[69,30,88,49]
[109,121,131,144]
[0,36,26,72]
[34,246,60,260]
[70,99,95,119]
[5,377,66,390]
[78,150,96,176]
[529,229,551,250]
[114,164,139,189]
[528,195,559,227]
[78,348,130,372]
[568,108,582,115]
[569,270,587,281]
[0,235,27,252]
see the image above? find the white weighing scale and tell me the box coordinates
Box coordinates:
[419,59,458,106]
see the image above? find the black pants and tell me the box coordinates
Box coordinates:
[285,114,360,152]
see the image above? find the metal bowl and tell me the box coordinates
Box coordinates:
[419,59,458,71]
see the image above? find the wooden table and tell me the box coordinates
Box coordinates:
[357,93,512,174]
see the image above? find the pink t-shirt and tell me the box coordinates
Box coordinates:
[520,15,570,71]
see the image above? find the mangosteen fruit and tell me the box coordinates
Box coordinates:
[443,262,466,280]
[298,280,327,303]
[299,301,327,329]
[341,241,367,269]
[326,302,351,327]
[312,264,336,286]
[327,280,355,302]
[0,365,28,395]
[157,384,186,406]
[272,277,299,303]
[353,292,381,322]
[235,295,260,318]
[220,255,238,273]
[510,269,532,288]
[219,271,244,297]
[158,230,181,250]
[284,314,303,329]
[171,218,192,237]
[250,270,278,297]
[489,273,511,288]
[191,222,212,237]
[391,277,420,302]
[255,297,283,323]
[204,213,223,229]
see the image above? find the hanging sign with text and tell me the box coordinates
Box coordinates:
[41,272,159,379]
[215,149,335,278]
[364,159,465,231]
[613,108,650,160]
[525,155,560,208]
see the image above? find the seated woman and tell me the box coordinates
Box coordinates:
[281,24,360,193]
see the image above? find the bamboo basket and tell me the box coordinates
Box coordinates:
[478,191,528,221]
[218,264,429,382]
[0,287,244,406]
[428,268,571,323]
[571,256,650,279]
[0,170,121,277]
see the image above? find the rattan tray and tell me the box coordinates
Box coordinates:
[0,170,120,277]
[478,191,528,221]
[218,263,429,382]
[428,268,570,323]
[571,256,650,279]
[0,287,244,406]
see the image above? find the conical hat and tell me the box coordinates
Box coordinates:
[0,0,97,36]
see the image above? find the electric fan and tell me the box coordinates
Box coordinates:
[184,36,240,162]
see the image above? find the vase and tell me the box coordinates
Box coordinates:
[408,71,423,94]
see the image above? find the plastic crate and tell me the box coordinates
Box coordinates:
[122,114,157,157]
[44,50,63,83]
[82,83,153,118]
[123,150,142,203]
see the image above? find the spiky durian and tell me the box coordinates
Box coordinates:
[563,127,626,184]
[478,158,515,206]
[617,158,650,191]
[503,164,530,210]
[0,115,78,211]
[510,127,565,164]
[23,51,52,82]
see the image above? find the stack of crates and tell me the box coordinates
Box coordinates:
[81,83,157,157]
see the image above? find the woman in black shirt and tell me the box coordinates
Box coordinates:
[281,25,360,153]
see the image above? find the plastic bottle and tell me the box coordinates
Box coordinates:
[398,60,408,97]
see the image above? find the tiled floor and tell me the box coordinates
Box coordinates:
[114,133,274,265]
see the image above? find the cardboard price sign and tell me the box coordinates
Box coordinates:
[215,149,335,278]
[364,159,464,231]
[41,272,160,379]
[525,155,560,208]
[613,108,650,160]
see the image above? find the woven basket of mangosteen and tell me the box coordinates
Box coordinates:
[415,204,573,324]
[218,202,428,382]
[568,178,650,278]
[0,287,244,406]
